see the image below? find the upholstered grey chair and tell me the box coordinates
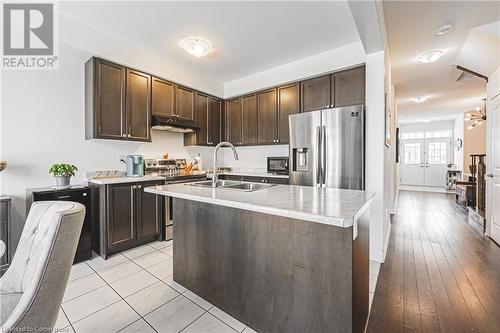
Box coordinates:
[0,201,85,332]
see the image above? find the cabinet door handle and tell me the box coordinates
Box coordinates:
[58,195,70,199]
[486,174,493,178]
[130,186,135,224]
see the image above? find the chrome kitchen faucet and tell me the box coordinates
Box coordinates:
[212,142,239,188]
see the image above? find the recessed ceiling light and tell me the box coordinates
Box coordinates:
[412,96,428,103]
[416,49,445,63]
[436,23,454,35]
[179,36,214,58]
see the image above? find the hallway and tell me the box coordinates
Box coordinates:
[367,191,500,332]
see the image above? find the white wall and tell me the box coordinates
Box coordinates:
[224,42,366,98]
[365,51,388,263]
[454,113,465,171]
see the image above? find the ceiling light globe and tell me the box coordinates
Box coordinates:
[416,49,445,63]
[436,23,454,35]
[179,36,214,58]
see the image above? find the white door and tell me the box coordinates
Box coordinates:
[487,90,500,244]
[425,139,450,187]
[402,140,425,185]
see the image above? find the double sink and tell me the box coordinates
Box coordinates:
[188,180,276,192]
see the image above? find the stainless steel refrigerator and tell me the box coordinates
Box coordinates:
[289,105,365,189]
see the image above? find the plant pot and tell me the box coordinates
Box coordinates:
[55,176,71,188]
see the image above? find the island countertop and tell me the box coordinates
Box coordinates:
[145,183,374,228]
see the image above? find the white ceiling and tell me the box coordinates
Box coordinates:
[456,21,500,78]
[383,1,500,124]
[59,1,360,82]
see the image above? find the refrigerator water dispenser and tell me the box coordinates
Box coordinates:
[292,148,309,172]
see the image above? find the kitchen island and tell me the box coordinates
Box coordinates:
[145,184,374,333]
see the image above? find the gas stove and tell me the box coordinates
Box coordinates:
[144,159,207,183]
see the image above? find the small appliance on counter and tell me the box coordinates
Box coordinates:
[122,155,144,177]
[267,157,289,175]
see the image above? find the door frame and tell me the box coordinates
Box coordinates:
[400,137,452,187]
[485,88,500,239]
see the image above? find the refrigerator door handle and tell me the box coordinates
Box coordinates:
[316,126,322,186]
[321,125,327,186]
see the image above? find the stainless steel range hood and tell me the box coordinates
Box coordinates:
[151,115,200,133]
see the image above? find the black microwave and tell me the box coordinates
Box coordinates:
[267,157,289,175]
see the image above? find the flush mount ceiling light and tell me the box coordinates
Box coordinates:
[436,23,454,35]
[416,49,445,63]
[412,96,428,103]
[179,36,214,58]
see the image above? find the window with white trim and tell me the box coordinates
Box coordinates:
[401,130,451,140]
[404,142,422,165]
[428,141,448,165]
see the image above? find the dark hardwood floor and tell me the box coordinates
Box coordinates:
[367,190,500,333]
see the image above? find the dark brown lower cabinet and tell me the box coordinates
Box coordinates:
[107,184,135,250]
[137,182,162,238]
[92,180,163,258]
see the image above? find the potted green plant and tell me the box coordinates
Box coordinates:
[49,163,78,188]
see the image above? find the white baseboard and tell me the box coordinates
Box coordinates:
[382,222,391,262]
[390,188,399,215]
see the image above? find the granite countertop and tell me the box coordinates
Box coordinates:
[88,175,164,185]
[145,184,374,228]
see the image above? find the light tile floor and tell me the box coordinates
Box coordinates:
[56,240,380,333]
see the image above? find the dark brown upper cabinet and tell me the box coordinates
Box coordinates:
[301,74,332,112]
[126,69,151,141]
[86,57,151,142]
[277,83,300,144]
[195,93,209,145]
[208,98,222,146]
[257,89,278,144]
[225,98,242,145]
[175,86,195,121]
[86,58,126,140]
[241,94,258,145]
[152,77,175,118]
[333,66,365,107]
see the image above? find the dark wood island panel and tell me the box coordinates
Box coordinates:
[172,198,369,333]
